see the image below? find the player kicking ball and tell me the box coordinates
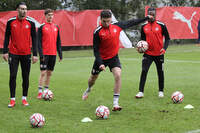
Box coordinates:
[82,10,152,111]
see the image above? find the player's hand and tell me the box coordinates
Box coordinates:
[59,58,62,62]
[147,15,154,20]
[32,56,38,64]
[99,64,106,71]
[2,53,8,62]
[160,48,166,55]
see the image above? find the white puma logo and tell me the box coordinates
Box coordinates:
[173,11,196,33]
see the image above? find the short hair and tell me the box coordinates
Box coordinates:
[16,2,26,9]
[44,8,53,15]
[100,10,112,19]
[148,7,156,12]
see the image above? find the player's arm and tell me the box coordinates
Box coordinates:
[56,27,62,61]
[30,21,37,56]
[115,16,149,29]
[37,26,44,59]
[30,21,38,63]
[162,24,170,50]
[3,20,11,62]
[141,25,146,41]
[93,30,103,67]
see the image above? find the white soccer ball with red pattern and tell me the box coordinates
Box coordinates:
[30,113,45,128]
[136,40,148,53]
[171,91,184,104]
[95,105,110,119]
[42,89,53,100]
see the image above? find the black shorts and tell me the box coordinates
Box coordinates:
[40,55,56,71]
[91,55,121,75]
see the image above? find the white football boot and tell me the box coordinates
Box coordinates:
[158,91,164,98]
[135,92,144,98]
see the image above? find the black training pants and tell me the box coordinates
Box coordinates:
[139,54,164,92]
[8,54,31,98]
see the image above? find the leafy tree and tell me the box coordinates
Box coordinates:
[0,0,63,11]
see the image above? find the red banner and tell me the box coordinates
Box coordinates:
[0,10,103,48]
[146,6,200,39]
[0,10,133,48]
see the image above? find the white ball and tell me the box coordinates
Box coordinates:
[42,89,53,101]
[171,91,184,104]
[30,113,45,128]
[136,40,148,53]
[95,105,110,119]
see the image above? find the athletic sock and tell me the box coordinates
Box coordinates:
[11,97,15,101]
[113,94,120,106]
[38,86,43,93]
[85,87,91,93]
[44,86,49,90]
[22,96,27,100]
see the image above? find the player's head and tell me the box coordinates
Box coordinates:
[100,10,112,28]
[45,8,54,23]
[16,2,27,19]
[147,7,156,22]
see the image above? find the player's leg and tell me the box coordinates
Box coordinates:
[82,74,99,100]
[111,67,122,111]
[154,55,164,98]
[136,54,153,98]
[37,70,46,99]
[8,54,19,107]
[107,55,122,111]
[45,70,53,89]
[20,54,31,106]
[82,60,101,100]
[44,55,56,90]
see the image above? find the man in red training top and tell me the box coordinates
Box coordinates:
[82,10,152,111]
[3,2,38,108]
[37,8,62,99]
[135,7,170,98]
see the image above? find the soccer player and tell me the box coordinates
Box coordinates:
[37,8,62,99]
[3,2,38,108]
[135,7,170,98]
[82,10,152,111]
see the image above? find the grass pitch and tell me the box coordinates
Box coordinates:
[0,44,200,133]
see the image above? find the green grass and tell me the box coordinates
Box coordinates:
[0,44,200,133]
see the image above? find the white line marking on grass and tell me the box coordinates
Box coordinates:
[186,129,200,133]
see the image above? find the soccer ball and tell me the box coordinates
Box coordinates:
[29,113,45,128]
[136,40,148,53]
[95,105,110,119]
[171,91,184,104]
[42,89,53,100]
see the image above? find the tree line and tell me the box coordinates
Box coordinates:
[1,0,200,21]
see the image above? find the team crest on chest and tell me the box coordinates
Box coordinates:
[113,28,117,33]
[13,24,17,27]
[25,24,29,29]
[54,28,57,31]
[155,27,159,31]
